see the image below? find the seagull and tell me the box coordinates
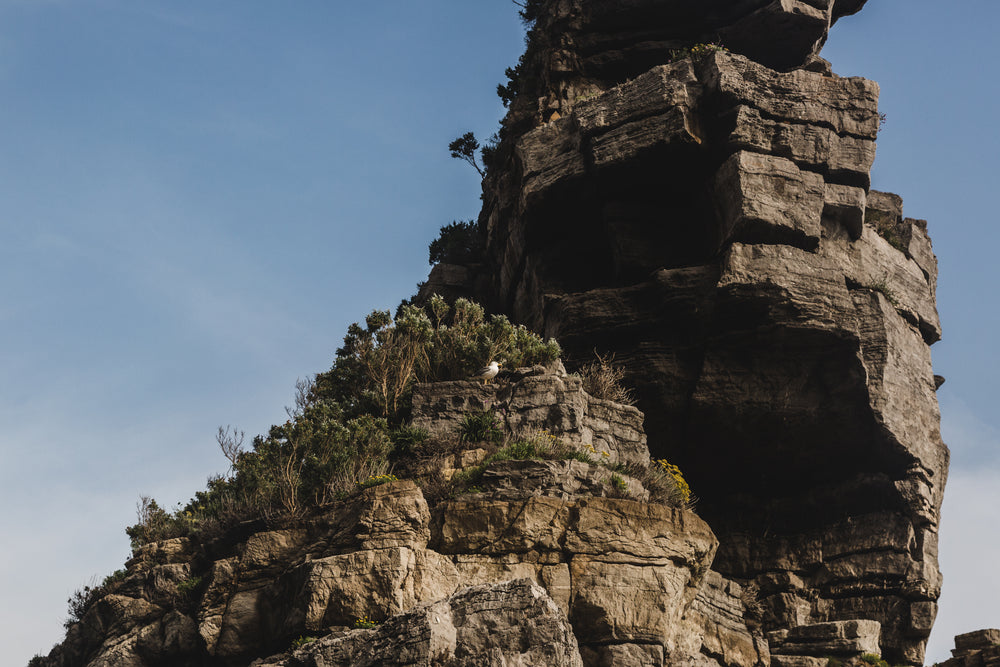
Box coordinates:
[474,361,501,385]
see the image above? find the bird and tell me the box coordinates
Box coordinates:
[473,361,501,385]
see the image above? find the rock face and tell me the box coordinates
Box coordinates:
[421,1,947,664]
[38,371,761,667]
[935,629,1000,667]
[252,579,585,667]
[412,362,649,466]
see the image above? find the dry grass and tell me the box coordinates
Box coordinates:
[577,351,635,405]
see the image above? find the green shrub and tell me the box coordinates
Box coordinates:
[390,425,430,458]
[126,496,190,551]
[65,577,103,628]
[428,220,484,266]
[459,410,504,445]
[668,42,728,63]
[176,576,203,601]
[868,209,906,252]
[860,654,889,667]
[487,438,544,462]
[125,297,560,543]
[357,473,398,489]
[866,276,900,307]
[292,635,318,649]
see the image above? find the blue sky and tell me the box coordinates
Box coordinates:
[1,2,996,664]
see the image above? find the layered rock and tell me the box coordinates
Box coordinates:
[411,362,649,466]
[935,629,1000,667]
[422,3,947,664]
[508,0,869,129]
[252,579,585,667]
[38,371,762,667]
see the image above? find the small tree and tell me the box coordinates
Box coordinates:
[449,132,484,178]
[428,220,484,265]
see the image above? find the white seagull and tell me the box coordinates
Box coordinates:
[474,361,501,385]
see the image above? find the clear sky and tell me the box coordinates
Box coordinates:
[1,2,996,664]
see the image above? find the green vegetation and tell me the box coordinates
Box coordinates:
[609,474,628,493]
[357,473,398,489]
[866,276,900,307]
[861,654,890,667]
[353,615,380,629]
[389,425,430,459]
[428,220,484,266]
[653,459,691,504]
[449,132,485,178]
[668,42,728,63]
[459,410,504,445]
[176,576,203,602]
[868,208,906,252]
[125,296,560,550]
[63,569,130,628]
[292,635,318,649]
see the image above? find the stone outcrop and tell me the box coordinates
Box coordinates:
[252,579,585,667]
[411,361,649,466]
[507,0,869,129]
[420,1,947,664]
[38,371,764,667]
[935,629,1000,667]
[37,0,951,664]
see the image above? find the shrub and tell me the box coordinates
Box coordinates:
[459,410,504,445]
[861,654,889,667]
[354,615,380,629]
[65,577,103,628]
[577,351,635,405]
[358,473,398,489]
[868,209,906,252]
[867,276,899,307]
[390,425,430,458]
[292,635,318,649]
[428,220,485,266]
[422,295,561,382]
[176,576,203,602]
[668,42,728,63]
[449,132,485,178]
[488,438,545,462]
[127,297,560,540]
[653,458,692,504]
[126,496,190,551]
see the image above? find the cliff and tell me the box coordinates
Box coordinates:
[35,1,950,666]
[422,0,947,664]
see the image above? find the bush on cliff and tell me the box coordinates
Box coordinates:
[428,220,485,266]
[127,296,560,548]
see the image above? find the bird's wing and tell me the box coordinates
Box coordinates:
[475,365,492,376]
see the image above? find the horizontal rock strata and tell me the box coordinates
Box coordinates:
[426,19,947,666]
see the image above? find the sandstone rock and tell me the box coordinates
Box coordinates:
[723,105,875,188]
[480,459,650,502]
[681,570,769,667]
[279,546,461,633]
[769,619,881,657]
[411,365,649,467]
[714,151,826,251]
[254,580,584,667]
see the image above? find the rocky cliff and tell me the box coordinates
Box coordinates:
[36,1,950,666]
[423,0,947,664]
[35,367,753,667]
